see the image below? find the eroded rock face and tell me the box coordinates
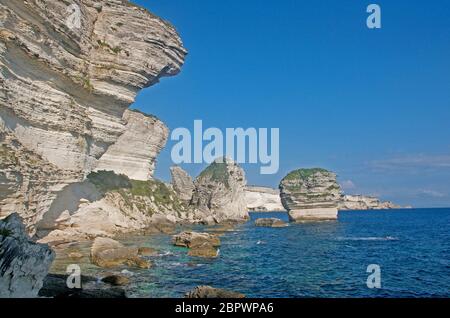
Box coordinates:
[0,0,185,172]
[37,176,186,245]
[170,166,195,202]
[95,110,169,181]
[339,195,401,211]
[0,0,186,232]
[190,158,249,223]
[279,168,342,221]
[245,186,284,212]
[0,213,54,298]
[0,132,81,234]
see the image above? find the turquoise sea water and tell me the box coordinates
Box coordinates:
[120,209,450,298]
[53,209,450,298]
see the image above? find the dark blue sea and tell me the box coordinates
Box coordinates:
[54,209,450,298]
[125,209,450,298]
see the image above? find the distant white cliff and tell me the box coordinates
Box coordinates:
[339,195,404,211]
[244,186,285,212]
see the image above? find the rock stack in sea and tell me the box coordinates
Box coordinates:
[279,168,342,221]
[189,157,249,224]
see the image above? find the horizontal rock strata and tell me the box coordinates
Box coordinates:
[279,168,341,221]
[0,0,186,234]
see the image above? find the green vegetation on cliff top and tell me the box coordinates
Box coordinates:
[197,161,230,187]
[87,170,132,193]
[282,168,331,182]
[87,170,185,215]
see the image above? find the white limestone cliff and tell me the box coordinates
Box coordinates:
[244,186,285,212]
[95,110,169,181]
[0,0,186,233]
[190,157,249,223]
[339,195,402,211]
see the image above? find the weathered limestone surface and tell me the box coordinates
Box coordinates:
[0,0,186,233]
[95,110,169,181]
[279,168,341,221]
[170,166,195,202]
[190,157,249,223]
[245,186,284,212]
[0,213,54,298]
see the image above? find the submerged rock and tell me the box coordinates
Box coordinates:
[90,237,151,269]
[0,213,55,298]
[101,275,130,286]
[279,168,341,221]
[172,231,221,248]
[188,243,219,258]
[185,286,245,298]
[39,274,126,298]
[138,247,157,256]
[254,218,287,228]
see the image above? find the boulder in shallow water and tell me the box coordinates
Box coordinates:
[127,256,152,269]
[0,213,55,298]
[90,237,150,269]
[172,231,221,248]
[102,274,130,286]
[138,247,157,256]
[187,243,219,258]
[185,286,245,298]
[254,218,287,228]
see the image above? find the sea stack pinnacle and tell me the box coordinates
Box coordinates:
[279,168,341,221]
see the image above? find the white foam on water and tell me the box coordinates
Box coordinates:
[336,236,399,241]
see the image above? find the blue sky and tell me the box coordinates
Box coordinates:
[131,0,450,208]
